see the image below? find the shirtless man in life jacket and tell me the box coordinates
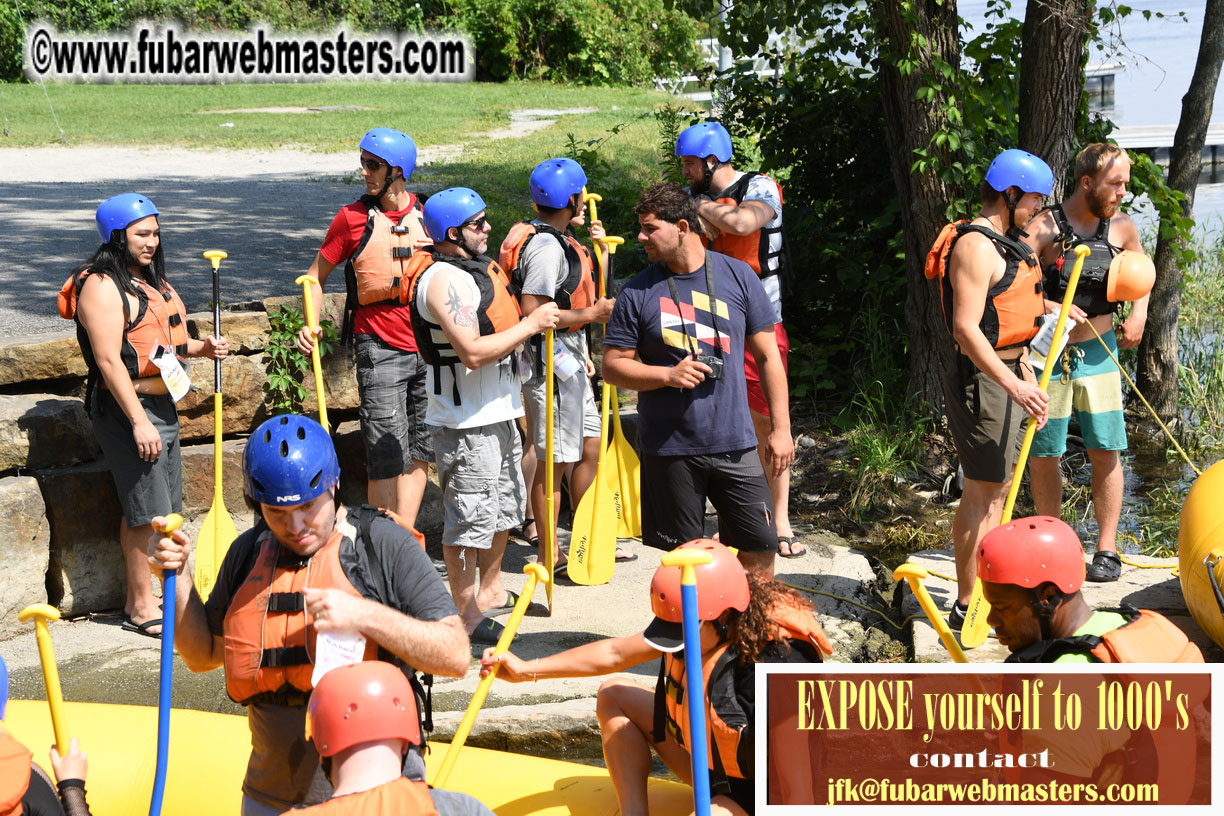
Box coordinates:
[928,149,1053,630]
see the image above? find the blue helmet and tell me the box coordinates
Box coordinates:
[359,127,417,180]
[529,158,587,208]
[243,414,339,506]
[985,149,1054,196]
[675,122,733,162]
[1,654,8,720]
[423,187,486,243]
[96,193,159,242]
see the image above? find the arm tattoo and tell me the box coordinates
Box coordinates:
[445,281,478,328]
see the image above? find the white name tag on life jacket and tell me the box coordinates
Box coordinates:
[311,629,367,686]
[150,342,191,402]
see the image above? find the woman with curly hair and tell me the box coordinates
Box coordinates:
[480,539,831,816]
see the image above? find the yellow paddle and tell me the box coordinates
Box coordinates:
[433,563,548,788]
[295,274,329,432]
[581,189,634,536]
[602,239,642,539]
[961,244,1090,647]
[893,564,968,663]
[544,329,557,614]
[196,250,237,600]
[18,604,69,752]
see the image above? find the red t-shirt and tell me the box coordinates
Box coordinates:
[319,196,421,352]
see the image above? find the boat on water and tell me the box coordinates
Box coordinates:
[3,700,692,816]
[1179,459,1224,650]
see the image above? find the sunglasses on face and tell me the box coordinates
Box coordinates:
[462,215,489,231]
[359,157,387,172]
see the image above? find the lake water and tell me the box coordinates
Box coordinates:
[961,0,1224,232]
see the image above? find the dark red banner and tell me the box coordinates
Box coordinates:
[763,669,1212,807]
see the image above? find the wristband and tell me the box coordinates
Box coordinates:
[58,779,86,791]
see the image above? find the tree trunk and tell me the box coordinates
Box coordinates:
[1136,0,1224,418]
[1017,0,1091,197]
[877,0,961,413]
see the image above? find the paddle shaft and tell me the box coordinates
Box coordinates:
[295,275,329,432]
[150,513,183,816]
[1001,244,1090,524]
[893,567,968,664]
[18,605,69,753]
[660,551,714,816]
[211,254,225,580]
[434,565,547,788]
[545,330,556,613]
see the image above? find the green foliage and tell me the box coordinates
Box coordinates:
[263,305,337,416]
[651,101,696,186]
[835,379,930,521]
[447,0,699,85]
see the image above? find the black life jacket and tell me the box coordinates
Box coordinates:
[406,250,522,406]
[1042,203,1120,316]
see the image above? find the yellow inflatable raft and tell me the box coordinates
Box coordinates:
[1178,458,1224,649]
[4,700,692,816]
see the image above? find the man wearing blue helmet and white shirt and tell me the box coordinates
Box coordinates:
[925,148,1053,631]
[147,415,469,815]
[296,128,433,528]
[498,158,616,570]
[408,188,560,644]
[674,122,802,558]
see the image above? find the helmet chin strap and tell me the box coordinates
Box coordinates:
[454,228,482,259]
[1029,589,1059,642]
[376,164,397,202]
[1002,188,1030,240]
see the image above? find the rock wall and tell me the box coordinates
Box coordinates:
[0,293,412,637]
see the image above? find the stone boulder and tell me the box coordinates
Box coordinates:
[38,460,127,616]
[180,437,249,516]
[187,309,270,355]
[0,332,87,386]
[0,394,99,471]
[0,477,51,639]
[177,353,272,442]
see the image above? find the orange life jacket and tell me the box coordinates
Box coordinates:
[406,250,523,406]
[222,512,387,705]
[58,268,190,376]
[1001,607,1206,802]
[925,220,1044,351]
[654,600,832,788]
[703,172,792,288]
[341,196,430,344]
[0,725,32,816]
[295,777,439,816]
[498,221,596,332]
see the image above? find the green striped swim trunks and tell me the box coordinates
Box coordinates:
[1031,329,1127,455]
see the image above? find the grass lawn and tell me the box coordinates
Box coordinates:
[1,79,696,274]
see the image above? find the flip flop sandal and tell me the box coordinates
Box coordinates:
[121,614,163,640]
[777,536,807,558]
[469,618,507,646]
[485,589,520,616]
[615,551,639,563]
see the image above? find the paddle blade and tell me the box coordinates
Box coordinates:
[613,438,641,539]
[960,579,991,648]
[196,498,237,602]
[566,478,617,586]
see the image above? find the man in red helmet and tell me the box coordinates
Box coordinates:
[978,516,1203,663]
[295,661,492,815]
[480,540,831,816]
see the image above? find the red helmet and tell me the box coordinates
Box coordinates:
[977,516,1085,594]
[305,662,421,757]
[650,539,750,624]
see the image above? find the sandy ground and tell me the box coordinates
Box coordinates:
[0,108,594,338]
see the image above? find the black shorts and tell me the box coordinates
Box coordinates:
[640,448,777,553]
[942,355,1027,484]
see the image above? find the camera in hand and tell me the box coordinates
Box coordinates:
[694,354,723,380]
